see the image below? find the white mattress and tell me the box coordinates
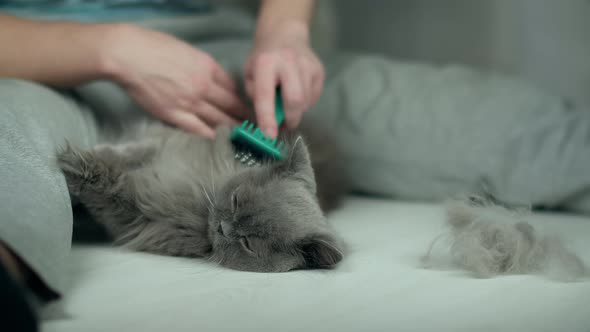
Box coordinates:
[42,197,590,332]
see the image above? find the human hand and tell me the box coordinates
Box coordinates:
[102,24,250,138]
[245,20,324,138]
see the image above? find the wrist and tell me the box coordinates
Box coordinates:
[90,23,138,84]
[255,19,310,48]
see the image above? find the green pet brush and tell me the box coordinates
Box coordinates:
[231,87,286,165]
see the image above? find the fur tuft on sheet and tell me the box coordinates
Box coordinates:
[422,197,587,282]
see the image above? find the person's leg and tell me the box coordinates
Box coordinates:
[0,242,39,331]
[0,79,100,327]
[0,243,27,283]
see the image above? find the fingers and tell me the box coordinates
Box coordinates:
[174,64,246,138]
[247,48,325,136]
[278,62,305,129]
[253,56,279,138]
[310,67,325,108]
[191,101,238,127]
[164,103,239,140]
[303,66,314,109]
[205,83,251,120]
[212,64,237,93]
[167,110,216,139]
[245,77,255,101]
[298,58,324,112]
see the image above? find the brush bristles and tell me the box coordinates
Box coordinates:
[231,120,286,160]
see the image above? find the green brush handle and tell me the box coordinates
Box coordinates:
[275,86,285,127]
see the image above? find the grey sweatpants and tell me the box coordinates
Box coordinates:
[2,12,590,299]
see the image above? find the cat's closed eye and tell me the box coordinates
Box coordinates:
[239,237,255,255]
[231,187,239,212]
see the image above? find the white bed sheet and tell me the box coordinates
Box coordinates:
[42,197,590,332]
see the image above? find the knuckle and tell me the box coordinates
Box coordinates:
[286,91,305,108]
[190,78,209,97]
[255,53,276,68]
[258,110,273,123]
[256,87,274,101]
[281,49,297,63]
[177,97,193,110]
[190,102,204,115]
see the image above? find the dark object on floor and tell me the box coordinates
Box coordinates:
[0,261,39,332]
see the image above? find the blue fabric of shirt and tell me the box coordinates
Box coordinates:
[0,0,213,22]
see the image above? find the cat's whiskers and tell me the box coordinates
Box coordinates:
[223,157,232,173]
[290,136,303,162]
[209,249,227,265]
[209,170,217,202]
[212,184,217,202]
[206,251,218,263]
[199,182,215,211]
[230,246,240,263]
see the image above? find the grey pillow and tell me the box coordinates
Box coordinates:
[308,53,590,214]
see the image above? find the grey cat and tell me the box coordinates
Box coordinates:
[57,122,347,272]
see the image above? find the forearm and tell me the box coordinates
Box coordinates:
[255,0,315,43]
[0,13,117,87]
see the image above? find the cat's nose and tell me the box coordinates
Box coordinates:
[219,221,233,237]
[217,224,224,236]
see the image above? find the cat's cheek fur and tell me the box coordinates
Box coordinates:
[214,248,304,273]
[296,234,344,269]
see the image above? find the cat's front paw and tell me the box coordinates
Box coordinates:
[57,144,90,196]
[57,143,113,197]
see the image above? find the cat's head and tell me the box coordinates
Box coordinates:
[207,136,343,272]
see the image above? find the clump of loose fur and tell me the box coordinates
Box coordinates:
[422,197,587,282]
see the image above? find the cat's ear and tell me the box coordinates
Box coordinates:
[273,136,316,192]
[297,234,343,269]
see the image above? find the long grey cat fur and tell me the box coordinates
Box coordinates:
[58,121,348,273]
[422,197,588,282]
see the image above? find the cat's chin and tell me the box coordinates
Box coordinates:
[222,264,293,273]
[216,256,300,273]
[207,239,304,273]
